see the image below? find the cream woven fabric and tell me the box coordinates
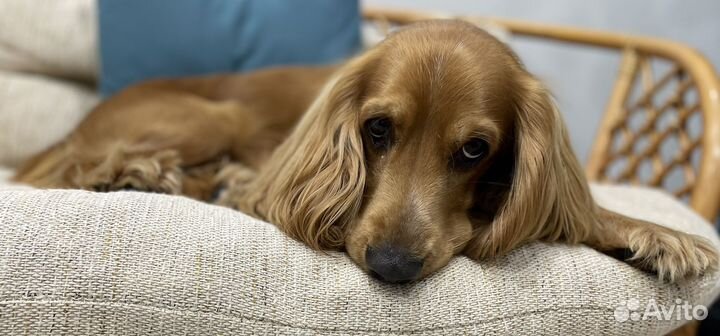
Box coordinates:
[0,185,718,335]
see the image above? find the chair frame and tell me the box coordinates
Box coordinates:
[363,8,720,222]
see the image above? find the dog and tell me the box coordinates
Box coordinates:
[15,20,717,284]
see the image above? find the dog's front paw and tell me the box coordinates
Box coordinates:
[77,149,182,194]
[626,226,718,282]
[115,150,183,194]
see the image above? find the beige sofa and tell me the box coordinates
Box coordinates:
[1,1,719,335]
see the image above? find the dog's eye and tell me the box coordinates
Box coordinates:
[452,138,489,170]
[462,139,487,159]
[365,117,393,149]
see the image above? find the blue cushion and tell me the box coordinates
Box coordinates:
[98,0,361,96]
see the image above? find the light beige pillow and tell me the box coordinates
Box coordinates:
[0,184,717,335]
[0,0,99,169]
[0,0,98,81]
[0,70,99,168]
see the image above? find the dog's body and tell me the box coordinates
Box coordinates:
[16,21,717,283]
[16,66,336,200]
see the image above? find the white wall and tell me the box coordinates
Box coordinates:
[362,0,720,163]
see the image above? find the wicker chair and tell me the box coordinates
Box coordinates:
[364,8,720,336]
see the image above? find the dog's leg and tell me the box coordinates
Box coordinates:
[76,148,183,194]
[14,141,183,194]
[211,162,257,208]
[585,208,718,282]
[15,90,257,195]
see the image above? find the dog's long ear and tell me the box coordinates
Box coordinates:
[465,74,598,259]
[240,57,374,250]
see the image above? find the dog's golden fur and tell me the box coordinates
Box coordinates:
[15,20,717,282]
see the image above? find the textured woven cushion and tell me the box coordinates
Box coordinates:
[0,184,718,335]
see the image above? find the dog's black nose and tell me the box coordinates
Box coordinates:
[366,245,423,283]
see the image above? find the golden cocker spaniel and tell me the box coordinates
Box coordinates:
[16,20,717,283]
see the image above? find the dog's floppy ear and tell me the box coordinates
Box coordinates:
[465,74,598,259]
[240,56,374,250]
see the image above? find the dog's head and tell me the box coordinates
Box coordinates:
[245,20,596,283]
